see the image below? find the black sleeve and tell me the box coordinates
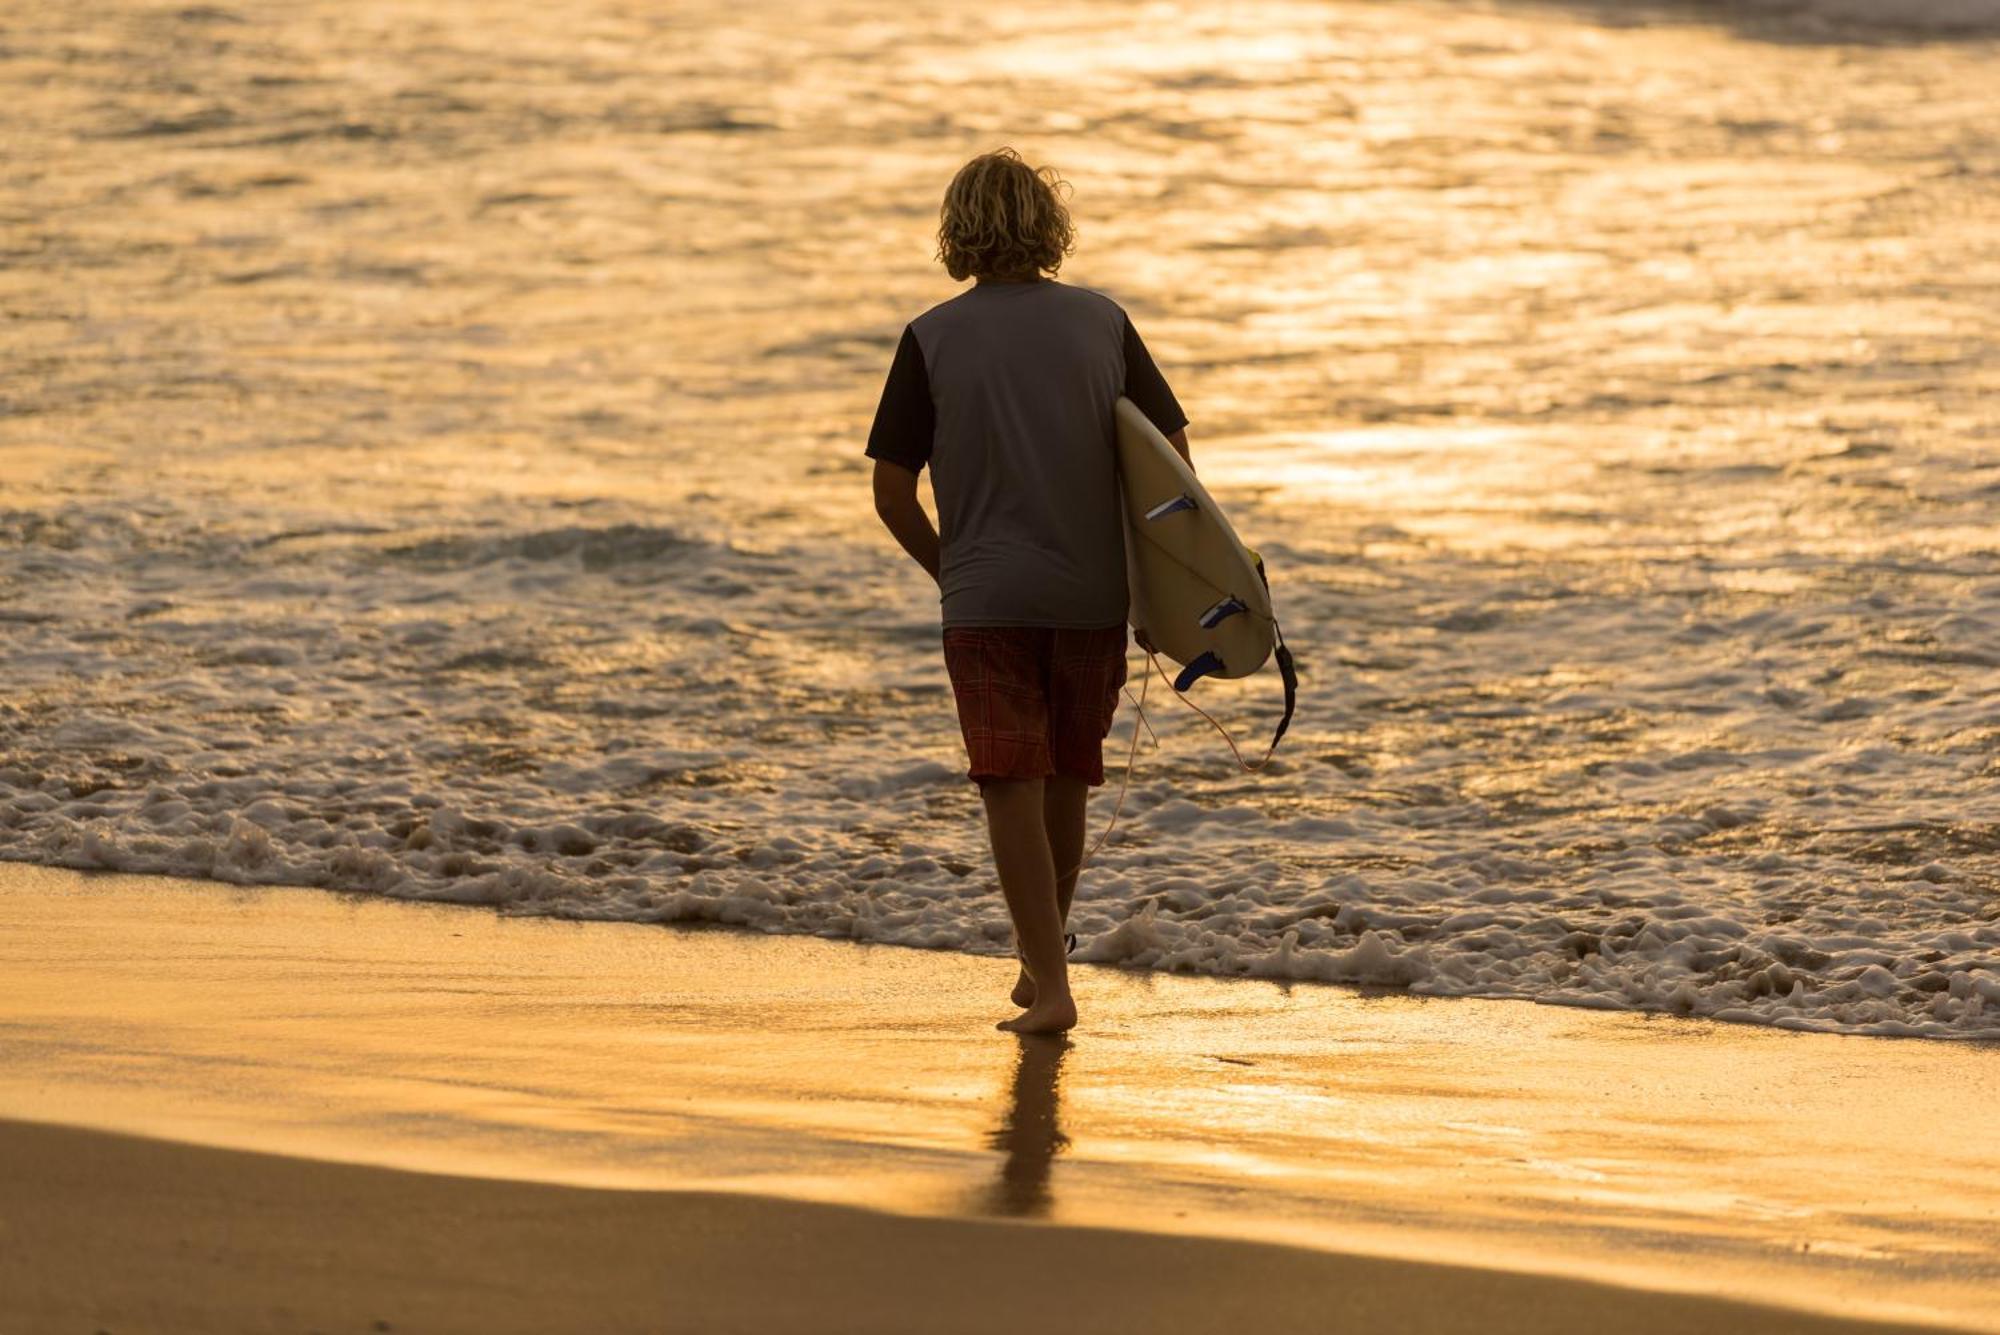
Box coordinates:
[864,325,935,473]
[1121,313,1188,436]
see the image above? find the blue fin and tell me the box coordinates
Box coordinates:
[1145,493,1197,521]
[1198,595,1248,629]
[1174,650,1226,692]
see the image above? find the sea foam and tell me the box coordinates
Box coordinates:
[4,0,1998,1038]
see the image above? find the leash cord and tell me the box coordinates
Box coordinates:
[1056,658,1151,883]
[1056,631,1282,884]
[1141,645,1286,773]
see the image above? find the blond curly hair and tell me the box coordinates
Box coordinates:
[935,148,1075,282]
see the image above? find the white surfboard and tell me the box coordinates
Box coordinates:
[1114,397,1275,684]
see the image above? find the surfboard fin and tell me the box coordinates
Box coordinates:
[1173,650,1226,692]
[1197,595,1249,629]
[1144,493,1198,522]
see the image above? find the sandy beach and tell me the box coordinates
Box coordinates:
[6,0,1999,1330]
[1,1117,1971,1335]
[3,861,1995,1333]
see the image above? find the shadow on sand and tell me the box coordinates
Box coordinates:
[981,1035,1072,1218]
[1500,0,2000,45]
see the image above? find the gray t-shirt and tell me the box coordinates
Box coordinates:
[864,280,1187,629]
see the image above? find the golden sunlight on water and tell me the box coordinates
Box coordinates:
[2,0,1998,1035]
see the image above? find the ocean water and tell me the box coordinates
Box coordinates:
[4,0,1997,1037]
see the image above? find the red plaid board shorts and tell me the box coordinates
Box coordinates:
[941,625,1129,787]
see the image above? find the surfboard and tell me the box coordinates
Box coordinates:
[1114,396,1275,687]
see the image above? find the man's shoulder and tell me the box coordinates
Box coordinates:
[909,281,1125,334]
[1052,281,1127,315]
[1028,280,1128,324]
[908,286,981,332]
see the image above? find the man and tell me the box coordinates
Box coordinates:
[866,148,1189,1033]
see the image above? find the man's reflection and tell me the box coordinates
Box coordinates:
[983,1034,1071,1217]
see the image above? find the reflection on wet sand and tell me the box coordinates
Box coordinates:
[981,1036,1073,1218]
[4,868,1996,1329]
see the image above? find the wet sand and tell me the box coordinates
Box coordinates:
[2,861,1996,1332]
[0,1117,1964,1335]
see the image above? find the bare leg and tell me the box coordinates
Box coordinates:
[1047,773,1089,925]
[982,778,1076,1033]
[1013,775,1088,1007]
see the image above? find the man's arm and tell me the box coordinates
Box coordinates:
[1121,312,1189,474]
[872,459,940,583]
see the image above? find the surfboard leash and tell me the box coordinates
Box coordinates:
[1143,627,1296,774]
[1055,614,1297,888]
[1055,659,1153,884]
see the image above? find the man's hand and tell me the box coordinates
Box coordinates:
[1134,627,1157,654]
[871,459,941,584]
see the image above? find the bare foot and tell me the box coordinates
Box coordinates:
[997,994,1077,1034]
[1012,934,1077,1008]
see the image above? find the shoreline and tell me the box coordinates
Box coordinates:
[0,1117,1971,1335]
[7,852,1991,1048]
[3,861,1997,1331]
